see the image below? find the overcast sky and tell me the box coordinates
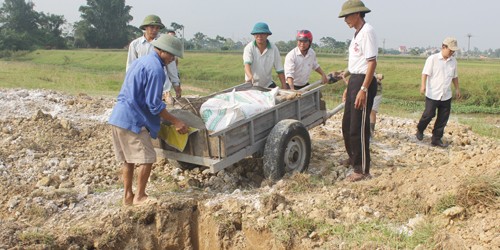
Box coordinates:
[9,0,499,50]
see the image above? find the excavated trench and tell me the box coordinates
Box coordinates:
[85,198,280,250]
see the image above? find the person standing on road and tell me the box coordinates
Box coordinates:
[243,22,287,89]
[338,0,378,182]
[126,15,182,98]
[284,30,328,90]
[166,29,182,98]
[416,37,461,148]
[167,29,179,67]
[110,35,188,206]
[370,73,384,135]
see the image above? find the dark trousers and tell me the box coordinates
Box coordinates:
[417,97,451,142]
[294,83,309,90]
[342,74,377,174]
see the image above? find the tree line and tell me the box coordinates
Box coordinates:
[1,0,499,58]
[0,0,350,53]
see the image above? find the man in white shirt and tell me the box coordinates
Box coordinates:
[166,29,182,98]
[284,30,327,90]
[416,37,461,148]
[243,22,286,88]
[338,0,378,182]
[126,15,182,98]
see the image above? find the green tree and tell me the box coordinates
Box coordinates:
[78,0,133,48]
[493,49,500,58]
[0,0,67,50]
[0,0,39,50]
[190,32,207,50]
[37,12,66,49]
[275,40,296,53]
[409,47,423,56]
[222,38,237,51]
[211,35,225,50]
[127,25,142,44]
[319,37,336,53]
[170,22,184,37]
[335,40,349,54]
[71,20,90,48]
[0,0,38,32]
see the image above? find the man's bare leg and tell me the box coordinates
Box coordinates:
[122,162,135,206]
[133,163,152,205]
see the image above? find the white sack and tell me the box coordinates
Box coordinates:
[200,88,278,132]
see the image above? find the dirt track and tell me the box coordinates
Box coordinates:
[0,88,498,249]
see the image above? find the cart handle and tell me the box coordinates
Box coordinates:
[298,80,323,93]
[325,102,345,120]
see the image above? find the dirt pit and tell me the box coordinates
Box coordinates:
[0,88,499,249]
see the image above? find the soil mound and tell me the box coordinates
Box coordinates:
[0,89,498,249]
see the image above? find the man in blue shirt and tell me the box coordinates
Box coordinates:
[109,34,188,206]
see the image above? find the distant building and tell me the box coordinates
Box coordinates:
[399,46,407,54]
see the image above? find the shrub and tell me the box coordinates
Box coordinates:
[456,174,500,208]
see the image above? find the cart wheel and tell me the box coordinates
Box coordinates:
[263,119,311,180]
[168,160,198,170]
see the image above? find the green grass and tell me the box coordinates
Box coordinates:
[1,49,499,138]
[18,230,55,246]
[269,212,437,249]
[433,194,457,213]
[269,212,317,246]
[0,60,124,96]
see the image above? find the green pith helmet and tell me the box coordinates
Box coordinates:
[251,22,272,35]
[338,0,371,18]
[151,34,184,58]
[139,15,165,30]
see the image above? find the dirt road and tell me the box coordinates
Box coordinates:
[0,88,498,249]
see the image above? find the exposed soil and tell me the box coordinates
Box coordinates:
[0,88,498,249]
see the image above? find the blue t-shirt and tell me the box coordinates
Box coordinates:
[108,51,166,139]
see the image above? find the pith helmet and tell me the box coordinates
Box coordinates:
[338,0,371,18]
[251,22,272,35]
[151,34,184,58]
[139,15,165,30]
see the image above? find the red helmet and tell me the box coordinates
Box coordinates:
[297,30,313,43]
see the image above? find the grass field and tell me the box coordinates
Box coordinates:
[1,49,498,138]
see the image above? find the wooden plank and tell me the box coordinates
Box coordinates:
[222,123,250,156]
[155,148,219,167]
[253,112,276,141]
[277,101,299,120]
[210,139,267,172]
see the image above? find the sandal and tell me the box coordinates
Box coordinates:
[346,172,367,182]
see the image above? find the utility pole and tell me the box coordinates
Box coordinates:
[182,26,185,46]
[383,38,386,55]
[466,33,472,60]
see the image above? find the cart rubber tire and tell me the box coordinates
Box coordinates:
[168,160,198,170]
[263,119,311,180]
